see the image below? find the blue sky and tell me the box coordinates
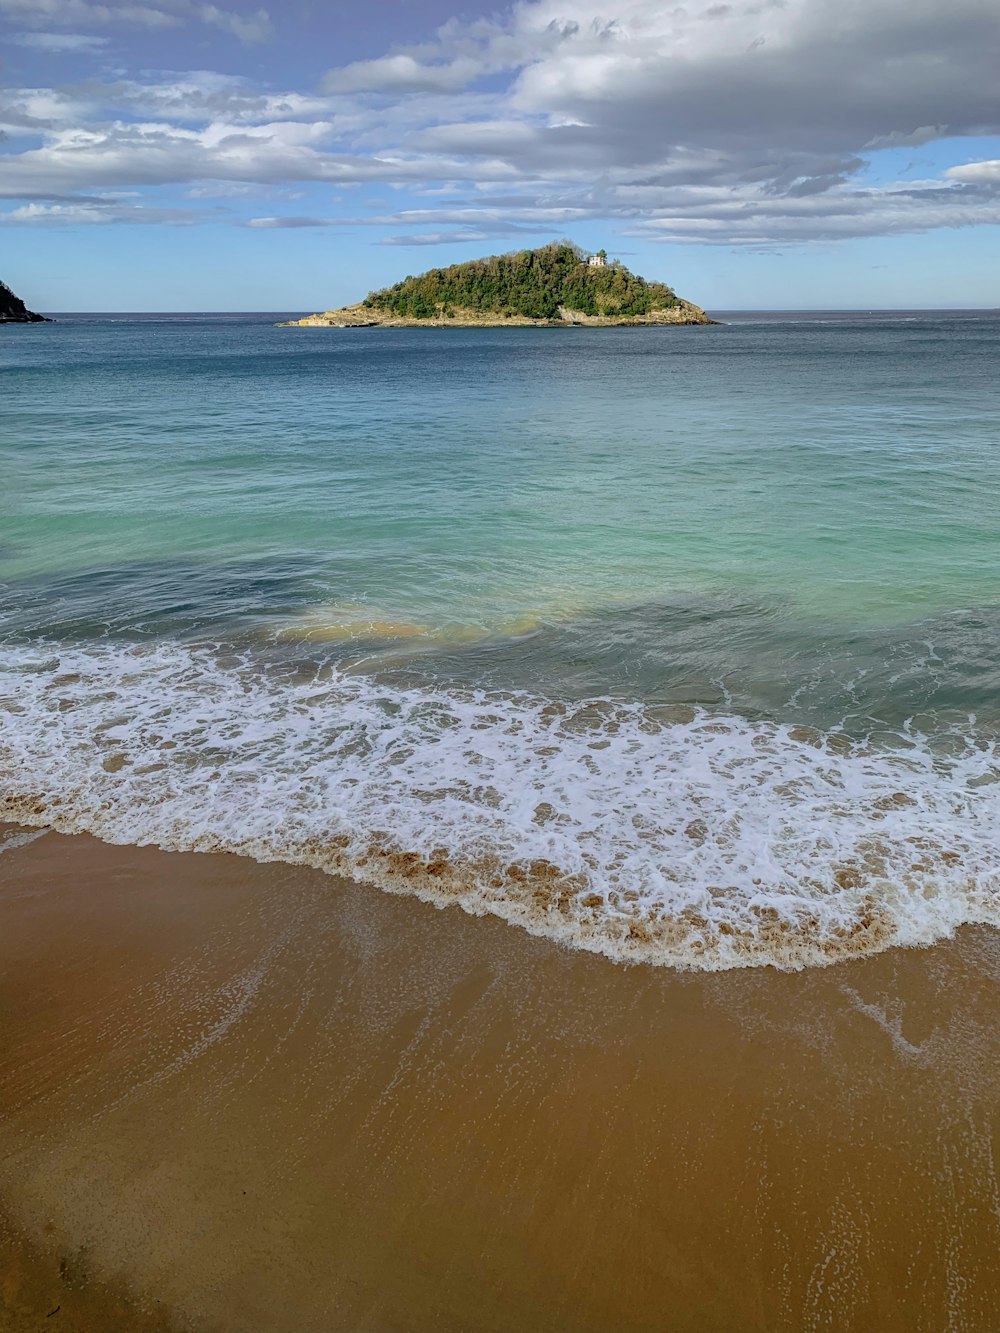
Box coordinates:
[2,0,998,310]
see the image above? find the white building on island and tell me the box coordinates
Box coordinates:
[587,250,608,267]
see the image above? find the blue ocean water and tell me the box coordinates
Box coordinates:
[2,312,998,968]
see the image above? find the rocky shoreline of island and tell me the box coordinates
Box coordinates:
[278,299,714,328]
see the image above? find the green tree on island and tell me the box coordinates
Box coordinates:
[362,242,678,321]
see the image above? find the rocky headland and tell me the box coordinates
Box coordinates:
[0,281,49,323]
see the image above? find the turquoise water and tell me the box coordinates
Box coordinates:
[2,312,999,968]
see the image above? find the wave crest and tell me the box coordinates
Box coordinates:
[1,642,998,970]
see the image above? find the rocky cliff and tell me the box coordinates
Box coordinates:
[0,281,49,323]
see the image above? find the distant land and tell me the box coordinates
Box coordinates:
[0,280,49,324]
[280,242,713,328]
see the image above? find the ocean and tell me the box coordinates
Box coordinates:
[2,310,998,970]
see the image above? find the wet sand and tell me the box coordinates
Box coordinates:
[1,824,999,1332]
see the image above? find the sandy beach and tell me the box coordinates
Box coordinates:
[2,823,999,1331]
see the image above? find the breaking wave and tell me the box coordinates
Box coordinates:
[1,640,999,970]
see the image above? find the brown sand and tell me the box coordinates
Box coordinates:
[1,824,999,1332]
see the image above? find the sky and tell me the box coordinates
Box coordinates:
[1,0,999,311]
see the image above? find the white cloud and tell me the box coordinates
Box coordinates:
[0,0,272,41]
[322,54,479,95]
[381,228,517,245]
[0,0,176,29]
[947,160,1000,184]
[246,214,331,227]
[865,126,948,151]
[0,198,206,222]
[10,31,110,51]
[411,120,536,154]
[0,87,96,132]
[82,73,351,128]
[0,201,116,222]
[626,183,1000,245]
[0,113,519,199]
[195,4,271,44]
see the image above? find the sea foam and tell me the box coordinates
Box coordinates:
[1,641,998,970]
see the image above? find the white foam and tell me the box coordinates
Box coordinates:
[1,641,998,970]
[0,827,49,854]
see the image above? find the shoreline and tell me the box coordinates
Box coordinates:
[5,637,991,978]
[276,300,715,328]
[3,825,1000,1331]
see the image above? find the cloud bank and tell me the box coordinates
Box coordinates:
[1,0,998,244]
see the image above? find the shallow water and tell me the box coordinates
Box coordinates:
[2,312,998,967]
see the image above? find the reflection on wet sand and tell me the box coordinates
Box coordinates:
[2,827,999,1332]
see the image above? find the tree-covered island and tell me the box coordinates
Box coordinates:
[280,242,712,327]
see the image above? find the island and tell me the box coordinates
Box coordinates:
[0,280,49,323]
[279,242,713,328]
